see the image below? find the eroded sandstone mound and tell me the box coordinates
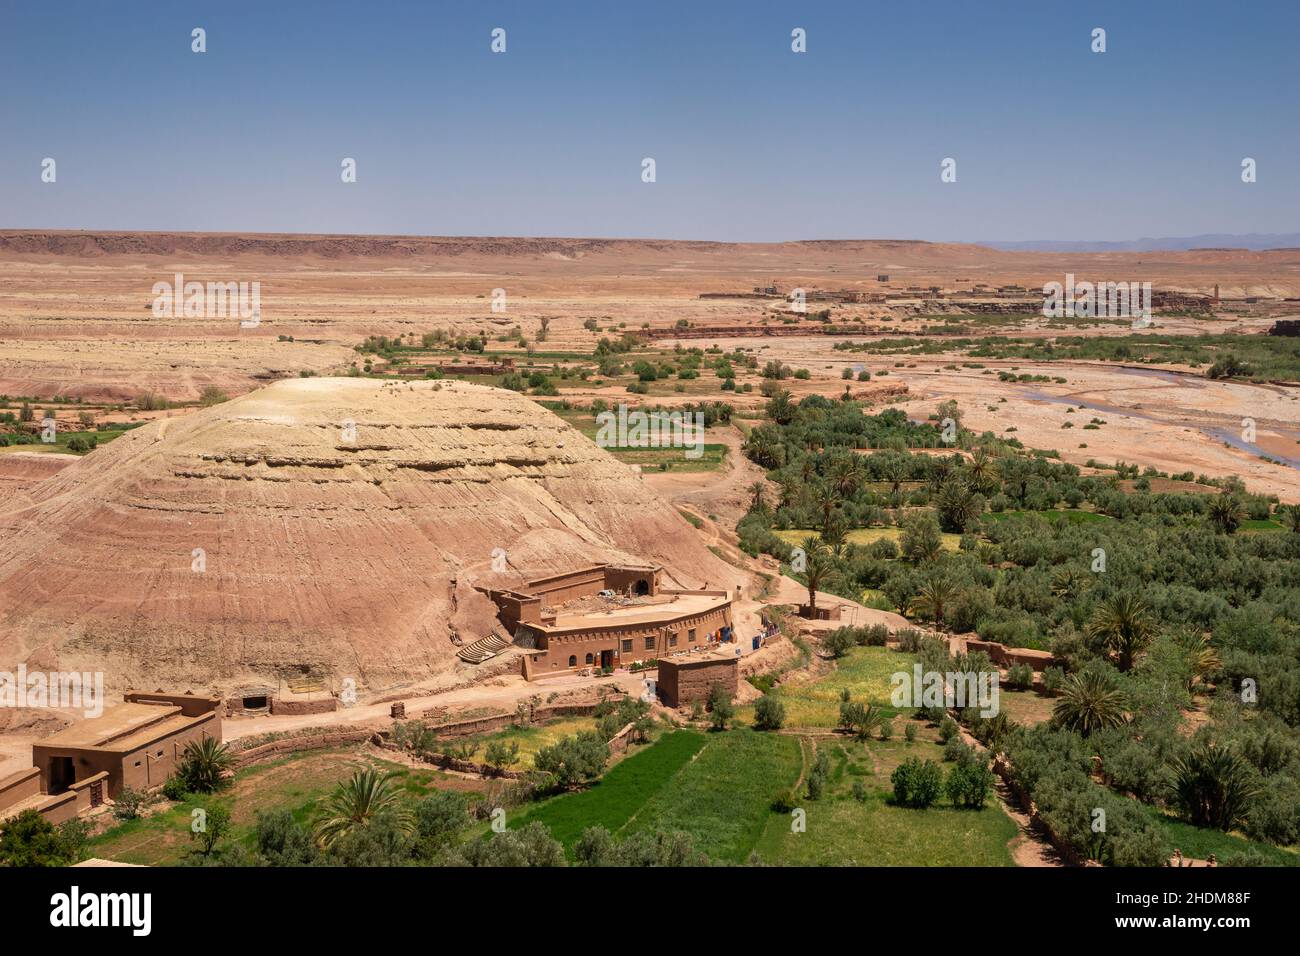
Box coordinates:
[0,379,734,695]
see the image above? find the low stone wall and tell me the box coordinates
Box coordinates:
[966,639,1057,671]
[0,766,40,815]
[991,754,1095,867]
[270,697,338,716]
[232,729,378,768]
[408,702,602,737]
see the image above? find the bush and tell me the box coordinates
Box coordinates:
[946,762,995,809]
[771,788,799,813]
[112,787,150,821]
[1006,663,1035,690]
[753,693,786,731]
[1041,666,1065,695]
[891,757,943,808]
[938,716,960,744]
[879,719,894,741]
[904,722,918,743]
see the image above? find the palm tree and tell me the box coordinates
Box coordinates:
[909,575,961,631]
[1170,741,1260,831]
[800,535,835,617]
[314,769,411,848]
[1283,503,1300,534]
[1050,565,1090,600]
[828,454,862,501]
[1053,670,1128,737]
[966,446,996,496]
[1170,627,1221,694]
[815,480,840,530]
[177,737,234,794]
[1207,494,1246,534]
[747,481,768,514]
[936,478,981,533]
[1086,592,1156,671]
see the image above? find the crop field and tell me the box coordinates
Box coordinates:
[513,728,802,863]
[754,736,1020,866]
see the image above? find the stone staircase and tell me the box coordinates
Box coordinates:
[456,631,512,665]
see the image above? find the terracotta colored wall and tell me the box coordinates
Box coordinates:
[658,658,738,708]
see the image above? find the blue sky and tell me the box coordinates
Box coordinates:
[1,0,1295,242]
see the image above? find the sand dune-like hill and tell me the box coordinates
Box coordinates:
[0,378,734,697]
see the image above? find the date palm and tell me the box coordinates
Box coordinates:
[1170,741,1259,831]
[177,737,234,794]
[1052,670,1128,737]
[314,769,411,848]
[909,575,961,631]
[1170,627,1221,693]
[1283,503,1300,534]
[1086,592,1156,672]
[1207,494,1246,534]
[747,481,768,514]
[800,535,835,617]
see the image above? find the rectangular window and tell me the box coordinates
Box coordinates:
[644,637,655,651]
[622,639,633,653]
[669,634,678,647]
[689,629,697,643]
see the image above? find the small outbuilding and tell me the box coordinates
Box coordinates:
[656,652,739,709]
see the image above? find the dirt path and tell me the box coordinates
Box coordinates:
[221,669,646,744]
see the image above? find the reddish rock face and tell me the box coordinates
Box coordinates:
[0,378,733,698]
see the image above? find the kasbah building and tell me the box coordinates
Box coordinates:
[0,563,743,828]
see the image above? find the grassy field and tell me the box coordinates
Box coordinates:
[1145,810,1299,866]
[773,526,962,552]
[513,728,802,863]
[89,747,458,866]
[740,645,915,728]
[510,729,706,853]
[548,408,729,471]
[622,729,802,862]
[456,716,600,770]
[753,734,1019,866]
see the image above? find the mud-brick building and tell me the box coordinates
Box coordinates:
[656,652,739,708]
[0,691,223,826]
[477,564,735,678]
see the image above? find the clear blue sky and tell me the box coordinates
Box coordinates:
[1,0,1295,242]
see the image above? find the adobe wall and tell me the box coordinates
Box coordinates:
[33,711,221,797]
[270,697,338,716]
[232,728,378,768]
[531,603,734,676]
[0,766,41,815]
[658,658,738,709]
[965,639,1057,670]
[124,691,222,719]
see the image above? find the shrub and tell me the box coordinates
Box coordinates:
[904,722,918,743]
[753,693,786,731]
[938,716,960,744]
[112,787,151,821]
[946,762,995,809]
[891,757,943,808]
[1006,663,1035,690]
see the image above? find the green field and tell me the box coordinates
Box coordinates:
[740,645,915,729]
[773,526,962,552]
[513,728,802,863]
[89,748,452,866]
[753,736,1019,866]
[510,729,706,852]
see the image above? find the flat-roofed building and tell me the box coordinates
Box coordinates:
[477,564,734,678]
